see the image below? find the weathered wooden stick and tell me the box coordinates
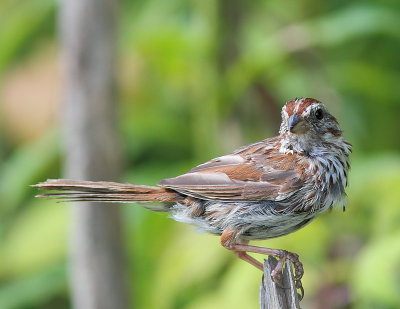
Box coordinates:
[259,256,301,309]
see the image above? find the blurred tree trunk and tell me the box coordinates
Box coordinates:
[217,0,281,131]
[217,0,246,72]
[60,0,128,309]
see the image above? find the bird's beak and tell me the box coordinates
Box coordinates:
[289,114,308,134]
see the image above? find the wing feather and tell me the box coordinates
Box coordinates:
[158,140,305,202]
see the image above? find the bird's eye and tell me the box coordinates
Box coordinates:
[315,108,324,120]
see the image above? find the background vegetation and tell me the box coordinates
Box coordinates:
[1,0,400,308]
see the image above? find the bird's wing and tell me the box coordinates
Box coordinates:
[158,140,305,201]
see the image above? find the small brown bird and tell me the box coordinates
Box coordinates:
[34,98,351,290]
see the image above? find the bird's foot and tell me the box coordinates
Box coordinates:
[271,250,304,299]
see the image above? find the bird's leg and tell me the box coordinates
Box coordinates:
[233,244,304,284]
[234,250,264,271]
[220,230,304,291]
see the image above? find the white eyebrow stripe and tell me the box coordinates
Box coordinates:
[302,103,322,116]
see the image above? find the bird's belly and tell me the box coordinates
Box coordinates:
[170,200,317,240]
[240,215,314,240]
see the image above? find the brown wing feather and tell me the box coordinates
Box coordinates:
[158,139,305,201]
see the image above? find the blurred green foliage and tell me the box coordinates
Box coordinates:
[1,0,400,308]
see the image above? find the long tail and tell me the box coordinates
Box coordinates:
[33,179,183,203]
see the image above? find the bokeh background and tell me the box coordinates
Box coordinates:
[1,0,400,308]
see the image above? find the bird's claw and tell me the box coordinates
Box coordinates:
[270,250,305,299]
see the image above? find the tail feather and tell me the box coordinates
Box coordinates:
[33,179,183,203]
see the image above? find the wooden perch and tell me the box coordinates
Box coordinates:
[259,256,302,309]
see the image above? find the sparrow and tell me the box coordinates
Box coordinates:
[34,98,352,291]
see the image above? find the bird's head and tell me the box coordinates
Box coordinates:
[279,98,345,154]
